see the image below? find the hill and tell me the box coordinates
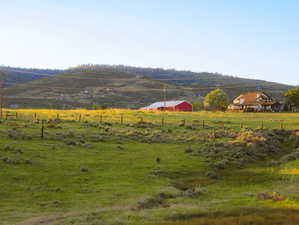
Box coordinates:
[1,65,293,108]
[69,65,293,100]
[0,66,63,86]
[4,69,195,109]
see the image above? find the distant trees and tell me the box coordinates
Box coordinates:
[284,86,299,111]
[191,101,204,111]
[204,89,229,111]
[92,104,108,110]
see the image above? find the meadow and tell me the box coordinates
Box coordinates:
[1,109,299,225]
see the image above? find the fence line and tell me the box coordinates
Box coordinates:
[0,110,293,132]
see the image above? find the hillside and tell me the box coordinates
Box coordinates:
[0,66,63,86]
[4,69,195,109]
[1,65,293,109]
[69,65,293,100]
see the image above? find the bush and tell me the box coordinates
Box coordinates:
[137,196,165,210]
[182,185,207,198]
[80,168,89,172]
[212,160,229,169]
[280,151,299,163]
[206,171,220,179]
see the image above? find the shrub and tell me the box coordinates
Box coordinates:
[137,196,164,210]
[206,171,220,179]
[212,160,229,169]
[182,185,207,198]
[80,168,89,172]
[280,151,299,163]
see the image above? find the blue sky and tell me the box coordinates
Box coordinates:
[0,0,298,85]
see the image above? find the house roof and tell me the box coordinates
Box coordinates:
[142,100,186,109]
[233,92,278,106]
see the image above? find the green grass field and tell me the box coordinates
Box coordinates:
[1,110,299,225]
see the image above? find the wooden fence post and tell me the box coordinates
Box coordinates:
[120,114,124,124]
[240,122,243,129]
[79,114,82,122]
[202,120,205,129]
[280,120,284,129]
[41,120,45,139]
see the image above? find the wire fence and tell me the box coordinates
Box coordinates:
[2,109,299,131]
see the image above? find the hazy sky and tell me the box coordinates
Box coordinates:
[0,0,298,85]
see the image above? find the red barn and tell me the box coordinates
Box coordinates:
[141,100,193,111]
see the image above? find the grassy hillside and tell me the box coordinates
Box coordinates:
[3,67,293,109]
[1,109,299,225]
[1,66,292,109]
[4,70,195,109]
[0,67,62,86]
[70,65,293,100]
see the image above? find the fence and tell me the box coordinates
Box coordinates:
[1,109,297,131]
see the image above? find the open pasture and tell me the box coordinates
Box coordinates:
[1,109,299,225]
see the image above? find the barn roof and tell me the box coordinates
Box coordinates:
[142,100,186,109]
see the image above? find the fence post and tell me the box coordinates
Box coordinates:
[280,120,284,129]
[120,114,123,124]
[202,120,205,129]
[100,114,103,124]
[41,120,45,139]
[15,112,18,120]
[240,122,243,129]
[79,114,82,122]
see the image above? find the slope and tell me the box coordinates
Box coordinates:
[69,65,293,100]
[4,69,194,109]
[0,67,63,86]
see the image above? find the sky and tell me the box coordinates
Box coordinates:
[0,0,298,85]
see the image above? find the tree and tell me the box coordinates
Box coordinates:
[204,89,229,111]
[92,104,100,110]
[191,101,204,111]
[284,86,299,111]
